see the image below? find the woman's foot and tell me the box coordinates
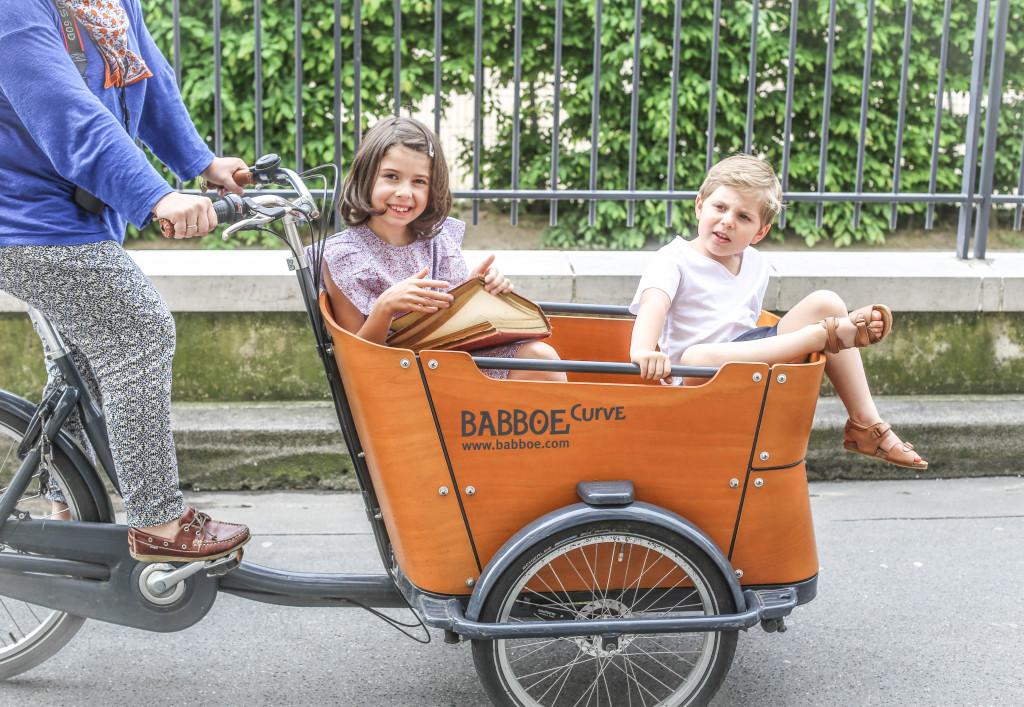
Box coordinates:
[128,507,250,562]
[843,419,927,470]
[819,305,892,354]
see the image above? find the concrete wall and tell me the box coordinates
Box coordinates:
[1,249,1020,487]
[1,249,1020,400]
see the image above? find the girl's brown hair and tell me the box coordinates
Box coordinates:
[339,116,453,239]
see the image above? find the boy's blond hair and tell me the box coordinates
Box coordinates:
[698,155,783,227]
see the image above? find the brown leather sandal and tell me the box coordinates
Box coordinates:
[819,304,893,354]
[843,419,927,470]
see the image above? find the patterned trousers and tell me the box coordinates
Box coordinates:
[0,241,185,527]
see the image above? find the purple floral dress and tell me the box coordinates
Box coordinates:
[316,217,520,379]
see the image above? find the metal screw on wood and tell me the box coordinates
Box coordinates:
[777,374,787,383]
[754,478,764,487]
[428,360,438,369]
[729,478,739,488]
[438,486,449,496]
[400,358,411,368]
[752,372,762,382]
[759,451,770,461]
[466,486,476,495]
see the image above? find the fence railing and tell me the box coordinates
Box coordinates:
[159,0,1021,259]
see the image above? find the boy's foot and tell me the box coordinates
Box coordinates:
[819,304,892,354]
[843,419,927,470]
[128,507,250,562]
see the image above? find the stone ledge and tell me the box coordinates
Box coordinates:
[0,250,1019,313]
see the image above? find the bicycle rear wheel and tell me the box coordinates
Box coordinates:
[0,404,101,680]
[471,520,738,707]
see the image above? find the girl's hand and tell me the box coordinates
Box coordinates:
[470,254,513,294]
[630,349,672,381]
[375,266,453,317]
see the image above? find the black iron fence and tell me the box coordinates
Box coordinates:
[153,0,1021,258]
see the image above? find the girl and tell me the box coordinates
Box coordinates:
[319,116,565,382]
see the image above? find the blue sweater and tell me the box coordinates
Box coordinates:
[0,0,214,245]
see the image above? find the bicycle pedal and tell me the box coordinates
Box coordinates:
[205,549,243,577]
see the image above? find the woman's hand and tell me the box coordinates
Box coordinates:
[374,267,454,318]
[630,349,672,381]
[470,254,513,294]
[200,157,249,196]
[152,192,218,239]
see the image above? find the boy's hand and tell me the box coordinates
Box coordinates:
[630,349,672,381]
[470,254,513,294]
[377,266,453,316]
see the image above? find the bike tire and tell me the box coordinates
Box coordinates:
[0,402,102,680]
[471,519,738,707]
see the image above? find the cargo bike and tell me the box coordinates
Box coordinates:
[0,158,824,706]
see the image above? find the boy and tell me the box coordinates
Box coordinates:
[629,154,926,470]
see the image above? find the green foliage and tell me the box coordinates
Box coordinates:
[136,0,1023,249]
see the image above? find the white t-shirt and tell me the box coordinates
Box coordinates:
[628,237,769,366]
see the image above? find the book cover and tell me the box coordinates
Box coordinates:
[386,277,551,353]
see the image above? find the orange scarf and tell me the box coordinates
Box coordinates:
[55,0,152,88]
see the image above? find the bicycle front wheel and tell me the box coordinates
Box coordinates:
[0,404,101,680]
[472,520,738,707]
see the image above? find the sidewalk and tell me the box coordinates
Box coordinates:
[169,394,1024,492]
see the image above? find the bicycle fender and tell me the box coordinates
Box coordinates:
[0,389,115,523]
[464,501,745,622]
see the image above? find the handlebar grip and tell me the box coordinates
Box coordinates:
[202,168,254,192]
[158,193,246,238]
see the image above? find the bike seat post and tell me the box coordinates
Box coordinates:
[27,306,71,362]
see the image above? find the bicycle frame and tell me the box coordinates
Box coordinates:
[0,166,814,644]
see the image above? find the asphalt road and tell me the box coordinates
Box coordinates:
[3,476,1022,706]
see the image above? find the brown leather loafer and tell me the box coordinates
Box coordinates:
[128,507,250,562]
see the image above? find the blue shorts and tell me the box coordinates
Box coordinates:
[731,324,779,342]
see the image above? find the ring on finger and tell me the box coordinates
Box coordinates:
[187,224,198,229]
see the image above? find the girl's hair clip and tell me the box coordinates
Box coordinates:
[427,140,435,158]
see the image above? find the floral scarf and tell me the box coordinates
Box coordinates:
[54,0,152,88]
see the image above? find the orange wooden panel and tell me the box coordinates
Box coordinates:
[545,315,648,384]
[751,355,826,470]
[319,294,480,594]
[757,311,781,327]
[421,351,774,578]
[728,462,819,585]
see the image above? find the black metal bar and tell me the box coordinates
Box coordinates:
[472,0,483,224]
[511,0,523,226]
[0,554,110,581]
[254,0,263,159]
[353,0,363,153]
[447,189,972,203]
[470,357,717,379]
[815,0,838,229]
[333,0,342,170]
[588,0,603,227]
[853,0,875,229]
[744,1,759,154]
[665,0,682,229]
[549,0,563,228]
[705,0,722,172]
[294,0,303,173]
[956,0,990,258]
[434,0,442,136]
[219,564,406,607]
[973,0,1011,260]
[213,0,223,156]
[890,0,914,230]
[926,0,953,230]
[778,0,799,229]
[626,0,641,227]
[393,0,401,116]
